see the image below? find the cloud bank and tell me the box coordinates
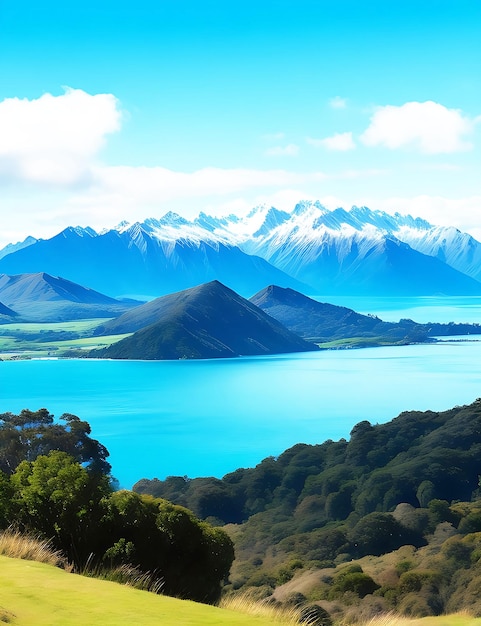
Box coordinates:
[360,101,474,154]
[0,88,121,185]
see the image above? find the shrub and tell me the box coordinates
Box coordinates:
[299,604,332,626]
[331,571,379,598]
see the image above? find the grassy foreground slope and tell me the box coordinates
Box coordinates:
[0,555,285,626]
[1,556,480,626]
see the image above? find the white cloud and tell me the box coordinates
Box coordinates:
[360,101,474,154]
[307,132,356,151]
[329,96,347,109]
[265,144,300,157]
[91,165,324,205]
[377,194,481,234]
[0,88,121,185]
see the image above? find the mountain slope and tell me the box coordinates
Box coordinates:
[0,235,38,260]
[94,281,317,360]
[0,273,141,321]
[0,300,17,320]
[250,285,428,342]
[232,204,481,296]
[396,224,481,283]
[0,222,310,299]
[3,203,481,298]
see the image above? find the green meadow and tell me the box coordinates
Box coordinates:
[0,555,291,626]
[0,319,131,358]
[1,554,480,626]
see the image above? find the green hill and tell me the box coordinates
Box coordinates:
[0,555,293,626]
[249,285,481,345]
[135,398,481,620]
[93,281,317,360]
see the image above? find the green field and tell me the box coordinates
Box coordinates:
[315,336,410,349]
[1,555,480,626]
[0,555,292,626]
[0,319,130,359]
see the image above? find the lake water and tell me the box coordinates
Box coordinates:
[2,334,481,489]
[2,297,481,488]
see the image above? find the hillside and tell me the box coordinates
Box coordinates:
[250,285,429,343]
[93,281,317,360]
[134,397,481,619]
[250,285,481,344]
[2,554,473,626]
[0,555,289,626]
[0,300,17,320]
[0,272,141,321]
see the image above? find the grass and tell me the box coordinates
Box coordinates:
[0,320,105,333]
[219,593,311,625]
[0,555,313,626]
[0,319,131,358]
[0,528,68,568]
[315,337,411,349]
[1,531,480,626]
[364,610,475,625]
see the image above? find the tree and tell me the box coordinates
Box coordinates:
[101,490,234,603]
[348,512,419,557]
[11,450,111,563]
[0,409,111,476]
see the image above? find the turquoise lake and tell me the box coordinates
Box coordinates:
[2,297,481,488]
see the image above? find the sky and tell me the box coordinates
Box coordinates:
[0,0,481,247]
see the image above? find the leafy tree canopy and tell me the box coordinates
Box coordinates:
[0,408,111,476]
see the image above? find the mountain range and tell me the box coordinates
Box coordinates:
[2,202,481,298]
[93,280,317,360]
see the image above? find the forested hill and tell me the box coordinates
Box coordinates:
[250,285,428,343]
[134,397,481,532]
[249,284,481,343]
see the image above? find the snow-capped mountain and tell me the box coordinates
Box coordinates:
[188,201,481,295]
[1,202,481,297]
[0,219,309,298]
[0,235,38,260]
[394,225,481,283]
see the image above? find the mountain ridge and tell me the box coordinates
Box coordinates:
[2,203,481,298]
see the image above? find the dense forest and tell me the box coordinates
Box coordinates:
[135,398,481,620]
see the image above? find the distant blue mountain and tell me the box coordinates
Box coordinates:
[2,203,481,297]
[0,272,141,321]
[0,224,310,299]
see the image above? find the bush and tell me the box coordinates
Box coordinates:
[299,604,332,626]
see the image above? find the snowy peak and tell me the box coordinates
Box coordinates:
[2,201,481,298]
[0,235,38,261]
[292,199,329,216]
[61,226,97,238]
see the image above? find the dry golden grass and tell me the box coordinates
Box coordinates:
[355,611,481,626]
[358,614,414,626]
[0,528,68,569]
[219,593,310,625]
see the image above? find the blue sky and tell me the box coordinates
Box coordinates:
[0,1,480,246]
